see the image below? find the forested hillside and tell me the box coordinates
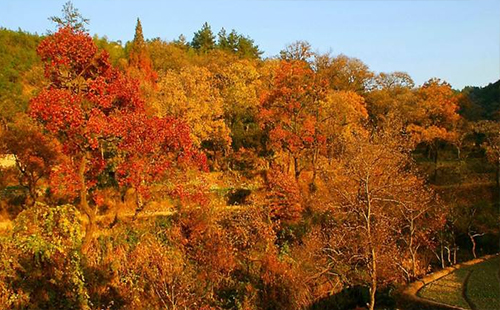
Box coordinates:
[0,3,498,310]
[460,79,500,120]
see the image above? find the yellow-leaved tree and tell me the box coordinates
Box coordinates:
[154,65,231,168]
[407,78,461,179]
[319,90,369,160]
[218,59,262,151]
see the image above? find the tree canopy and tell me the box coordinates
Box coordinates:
[0,4,499,310]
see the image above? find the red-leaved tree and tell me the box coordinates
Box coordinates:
[259,60,327,182]
[113,113,207,215]
[30,26,205,248]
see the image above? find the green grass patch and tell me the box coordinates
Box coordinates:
[466,256,500,310]
[418,268,471,309]
[417,256,500,310]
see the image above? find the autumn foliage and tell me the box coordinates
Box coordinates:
[0,8,499,310]
[259,60,327,181]
[28,26,206,249]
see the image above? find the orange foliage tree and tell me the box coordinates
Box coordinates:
[0,117,60,204]
[407,78,461,179]
[321,131,443,310]
[315,54,374,94]
[366,71,416,128]
[259,60,327,182]
[128,18,157,85]
[264,167,303,225]
[318,90,368,163]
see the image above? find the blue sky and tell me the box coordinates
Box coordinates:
[1,0,499,89]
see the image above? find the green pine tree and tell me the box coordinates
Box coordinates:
[132,18,145,51]
[191,22,216,52]
[49,1,89,31]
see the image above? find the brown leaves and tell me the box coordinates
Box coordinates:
[264,168,303,225]
[0,117,61,202]
[320,132,442,286]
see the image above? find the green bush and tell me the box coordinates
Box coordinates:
[11,203,89,309]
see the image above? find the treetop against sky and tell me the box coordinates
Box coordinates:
[1,0,499,89]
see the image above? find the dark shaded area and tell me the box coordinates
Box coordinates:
[226,188,252,205]
[397,295,467,310]
[460,80,500,121]
[85,266,127,310]
[309,286,398,310]
[308,286,367,310]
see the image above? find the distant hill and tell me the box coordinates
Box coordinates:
[460,79,500,120]
[0,28,42,120]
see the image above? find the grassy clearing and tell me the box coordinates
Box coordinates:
[466,256,500,310]
[417,256,500,310]
[418,268,471,309]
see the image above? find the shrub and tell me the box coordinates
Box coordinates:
[11,203,88,309]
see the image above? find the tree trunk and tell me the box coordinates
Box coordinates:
[27,174,38,206]
[365,180,376,310]
[294,156,300,181]
[468,232,483,258]
[433,147,439,182]
[212,149,219,171]
[15,160,37,206]
[133,190,144,219]
[310,148,318,192]
[369,249,377,310]
[469,232,478,259]
[446,247,452,265]
[80,153,96,252]
[497,159,500,208]
[440,240,445,269]
[409,221,417,280]
[410,250,417,280]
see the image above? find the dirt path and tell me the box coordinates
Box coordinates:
[401,254,498,310]
[462,270,477,310]
[497,262,500,289]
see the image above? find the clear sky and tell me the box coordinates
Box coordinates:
[1,0,499,89]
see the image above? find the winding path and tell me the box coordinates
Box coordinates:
[462,270,476,310]
[401,254,499,310]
